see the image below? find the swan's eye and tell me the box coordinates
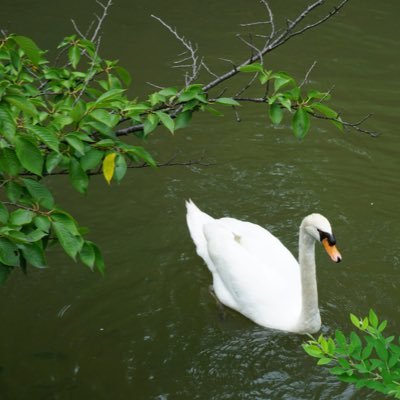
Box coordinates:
[317,229,336,246]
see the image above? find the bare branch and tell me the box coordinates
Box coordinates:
[151,14,202,86]
[300,60,317,87]
[91,0,113,42]
[70,19,86,39]
[203,0,349,92]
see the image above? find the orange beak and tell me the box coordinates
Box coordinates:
[322,238,342,263]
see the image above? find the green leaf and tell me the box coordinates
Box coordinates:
[69,158,89,194]
[311,103,338,118]
[155,111,175,134]
[0,104,16,141]
[114,154,127,182]
[51,221,83,260]
[239,63,264,73]
[174,111,192,130]
[292,108,310,140]
[317,357,333,365]
[369,309,379,328]
[350,313,360,328]
[95,89,125,105]
[4,95,38,117]
[22,178,55,209]
[51,212,80,236]
[127,146,156,167]
[91,242,105,275]
[28,126,60,152]
[15,136,44,175]
[33,215,51,232]
[0,203,9,224]
[158,87,178,97]
[11,35,42,66]
[303,344,323,358]
[375,340,389,362]
[143,114,159,136]
[0,238,19,267]
[214,97,241,106]
[68,45,81,69]
[46,152,63,173]
[79,241,96,270]
[65,134,85,156]
[9,209,35,226]
[269,102,283,125]
[19,242,47,268]
[0,148,22,176]
[114,66,132,86]
[80,148,104,171]
[90,109,119,128]
[5,181,23,203]
[378,320,388,333]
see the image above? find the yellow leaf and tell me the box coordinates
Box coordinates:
[102,153,117,184]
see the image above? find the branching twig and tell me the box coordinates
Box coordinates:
[151,14,202,87]
[300,60,317,87]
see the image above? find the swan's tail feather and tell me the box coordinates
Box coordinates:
[185,200,215,270]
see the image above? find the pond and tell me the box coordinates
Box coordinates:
[1,0,399,399]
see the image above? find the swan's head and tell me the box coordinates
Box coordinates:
[301,213,342,263]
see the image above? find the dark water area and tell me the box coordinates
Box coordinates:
[1,0,399,399]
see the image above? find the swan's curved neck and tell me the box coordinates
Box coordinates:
[297,226,320,332]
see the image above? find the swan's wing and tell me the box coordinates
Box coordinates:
[203,221,302,329]
[218,217,298,271]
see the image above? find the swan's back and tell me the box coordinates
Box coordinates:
[186,201,303,330]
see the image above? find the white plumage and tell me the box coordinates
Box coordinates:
[185,200,342,334]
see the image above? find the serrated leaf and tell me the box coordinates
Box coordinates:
[51,221,83,260]
[79,241,96,270]
[19,242,47,268]
[33,215,51,232]
[215,97,241,106]
[311,103,338,118]
[239,63,264,73]
[114,66,132,86]
[114,154,127,182]
[9,209,35,225]
[174,111,192,130]
[28,126,60,152]
[80,148,104,171]
[22,178,54,209]
[95,89,125,105]
[91,242,105,275]
[69,158,89,194]
[102,152,117,184]
[155,111,175,134]
[11,35,41,66]
[65,134,85,156]
[127,146,156,167]
[0,238,19,267]
[15,136,44,175]
[4,95,38,117]
[292,108,310,140]
[0,104,16,141]
[46,152,63,173]
[68,45,81,69]
[269,102,283,125]
[158,87,178,97]
[90,109,119,128]
[0,148,22,176]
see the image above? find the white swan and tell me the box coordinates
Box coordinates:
[185,200,342,334]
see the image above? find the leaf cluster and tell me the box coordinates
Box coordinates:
[303,310,400,398]
[239,62,342,140]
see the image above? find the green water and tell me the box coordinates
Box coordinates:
[1,1,399,399]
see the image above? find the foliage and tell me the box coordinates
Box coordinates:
[238,62,342,140]
[0,32,341,281]
[303,310,400,398]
